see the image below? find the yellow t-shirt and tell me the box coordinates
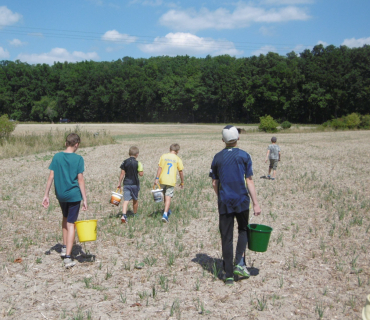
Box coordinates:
[158,153,184,187]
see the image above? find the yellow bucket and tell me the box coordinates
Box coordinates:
[75,219,97,242]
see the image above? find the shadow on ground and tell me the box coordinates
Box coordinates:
[44,243,96,263]
[192,253,260,280]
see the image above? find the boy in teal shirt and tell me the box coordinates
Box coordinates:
[42,133,87,268]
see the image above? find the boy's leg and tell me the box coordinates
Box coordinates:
[66,222,76,256]
[62,216,68,246]
[164,196,171,213]
[63,202,80,265]
[133,200,138,214]
[235,209,249,265]
[233,209,250,278]
[122,201,129,214]
[219,213,235,279]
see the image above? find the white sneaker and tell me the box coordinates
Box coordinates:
[233,264,250,278]
[64,257,76,269]
[60,246,66,257]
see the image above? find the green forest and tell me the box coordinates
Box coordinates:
[0,44,369,124]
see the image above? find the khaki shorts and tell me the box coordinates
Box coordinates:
[160,184,174,198]
[269,159,279,170]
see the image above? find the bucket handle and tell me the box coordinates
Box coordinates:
[115,188,123,194]
[153,183,161,190]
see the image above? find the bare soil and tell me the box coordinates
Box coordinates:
[0,124,369,319]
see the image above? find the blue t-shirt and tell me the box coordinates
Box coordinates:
[209,147,253,214]
[49,152,84,202]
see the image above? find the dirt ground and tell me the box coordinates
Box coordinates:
[1,124,369,319]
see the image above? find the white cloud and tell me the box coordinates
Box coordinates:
[159,3,310,31]
[317,40,328,47]
[0,47,10,59]
[16,48,99,65]
[342,37,370,48]
[139,32,242,56]
[9,38,27,47]
[259,26,275,36]
[251,45,277,56]
[0,6,22,27]
[102,30,137,43]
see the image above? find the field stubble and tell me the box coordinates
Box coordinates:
[0,124,369,319]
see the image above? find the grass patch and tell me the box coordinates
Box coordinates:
[0,126,115,159]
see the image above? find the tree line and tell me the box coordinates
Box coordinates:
[0,44,369,124]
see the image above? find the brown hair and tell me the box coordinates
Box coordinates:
[66,133,80,147]
[170,143,180,152]
[129,146,139,156]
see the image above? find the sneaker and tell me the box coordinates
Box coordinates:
[224,277,234,285]
[267,175,271,179]
[64,257,76,269]
[162,213,169,223]
[270,178,275,180]
[233,264,250,278]
[121,214,127,224]
[168,209,172,217]
[60,246,66,257]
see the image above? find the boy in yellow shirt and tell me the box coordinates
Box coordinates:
[154,144,184,222]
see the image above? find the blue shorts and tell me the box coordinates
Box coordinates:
[123,185,139,201]
[59,201,81,223]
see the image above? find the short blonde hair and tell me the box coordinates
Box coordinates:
[170,143,180,152]
[66,133,80,147]
[129,146,139,156]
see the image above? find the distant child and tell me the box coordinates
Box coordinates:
[117,146,144,223]
[265,136,281,180]
[154,144,184,223]
[209,125,261,285]
[42,133,87,269]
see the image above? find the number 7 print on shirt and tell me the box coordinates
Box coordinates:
[167,163,173,174]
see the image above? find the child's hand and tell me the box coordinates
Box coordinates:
[117,185,121,189]
[42,196,49,209]
[265,159,267,163]
[253,203,261,216]
[179,183,184,189]
[82,200,88,211]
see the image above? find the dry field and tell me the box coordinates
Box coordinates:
[0,124,369,320]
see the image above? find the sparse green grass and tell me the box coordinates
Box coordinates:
[1,125,369,320]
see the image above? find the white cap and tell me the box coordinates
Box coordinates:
[222,125,239,143]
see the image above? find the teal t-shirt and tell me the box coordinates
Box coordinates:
[49,152,84,202]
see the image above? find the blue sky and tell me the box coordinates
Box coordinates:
[0,0,369,64]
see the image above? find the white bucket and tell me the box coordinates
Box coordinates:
[151,184,164,203]
[110,189,123,206]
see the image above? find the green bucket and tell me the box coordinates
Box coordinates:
[247,224,273,252]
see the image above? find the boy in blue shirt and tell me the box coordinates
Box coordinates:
[209,125,261,285]
[42,133,87,268]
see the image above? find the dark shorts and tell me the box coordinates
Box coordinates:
[269,159,279,170]
[59,201,81,223]
[124,185,139,201]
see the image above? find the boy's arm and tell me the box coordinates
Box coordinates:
[246,176,261,216]
[118,169,125,188]
[212,179,218,196]
[42,171,54,208]
[265,150,270,163]
[78,173,88,211]
[179,170,184,189]
[278,151,281,161]
[154,167,162,185]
